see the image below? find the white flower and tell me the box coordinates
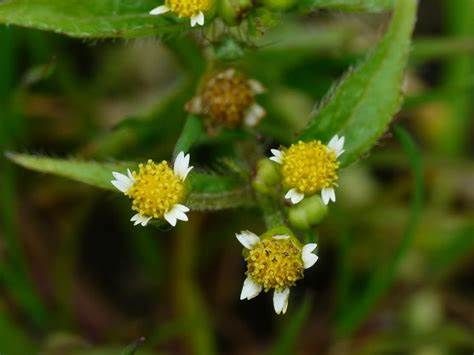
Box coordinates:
[269,135,345,205]
[111,152,193,228]
[236,231,318,315]
[149,2,208,27]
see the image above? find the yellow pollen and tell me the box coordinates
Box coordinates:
[126,160,185,219]
[281,140,339,195]
[246,238,304,291]
[166,0,211,18]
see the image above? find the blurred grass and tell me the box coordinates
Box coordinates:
[336,126,424,336]
[0,2,473,354]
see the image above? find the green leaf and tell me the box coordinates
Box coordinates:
[300,0,394,12]
[0,0,182,39]
[298,0,417,166]
[187,172,254,210]
[6,152,132,190]
[6,153,254,210]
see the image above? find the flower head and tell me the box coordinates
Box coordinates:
[111,152,193,227]
[236,230,318,315]
[149,0,211,27]
[270,135,345,205]
[186,68,266,128]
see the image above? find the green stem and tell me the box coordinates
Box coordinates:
[255,192,286,229]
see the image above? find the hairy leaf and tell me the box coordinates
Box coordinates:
[6,153,254,210]
[301,0,394,12]
[299,0,417,166]
[187,172,254,210]
[6,152,132,190]
[0,0,182,39]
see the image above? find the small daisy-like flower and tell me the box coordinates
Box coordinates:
[111,152,193,227]
[149,0,211,27]
[236,231,318,315]
[186,68,266,128]
[270,135,345,205]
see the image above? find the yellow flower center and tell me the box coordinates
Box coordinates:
[201,70,254,127]
[281,140,339,195]
[246,237,304,291]
[127,160,185,218]
[166,0,211,18]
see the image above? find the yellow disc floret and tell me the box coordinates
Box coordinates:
[127,160,185,218]
[245,237,304,291]
[281,140,339,195]
[166,0,211,18]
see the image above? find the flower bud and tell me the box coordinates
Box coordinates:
[262,0,296,10]
[218,0,252,25]
[288,194,328,229]
[252,158,280,195]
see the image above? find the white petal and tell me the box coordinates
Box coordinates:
[240,277,262,300]
[163,210,177,227]
[327,135,345,158]
[321,187,336,205]
[285,188,304,205]
[235,230,260,249]
[244,104,266,127]
[111,171,134,193]
[130,213,151,227]
[164,204,190,227]
[248,79,265,94]
[273,288,290,315]
[149,5,170,15]
[273,235,290,240]
[174,152,193,180]
[269,149,283,164]
[174,204,190,213]
[190,12,205,27]
[196,12,205,25]
[302,243,319,269]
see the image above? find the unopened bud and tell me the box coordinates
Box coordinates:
[288,195,328,229]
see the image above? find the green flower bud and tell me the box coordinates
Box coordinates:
[288,195,328,229]
[262,0,296,10]
[252,158,280,195]
[218,0,252,25]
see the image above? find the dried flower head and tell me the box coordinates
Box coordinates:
[187,69,266,128]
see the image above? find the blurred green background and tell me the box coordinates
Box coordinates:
[0,0,473,354]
